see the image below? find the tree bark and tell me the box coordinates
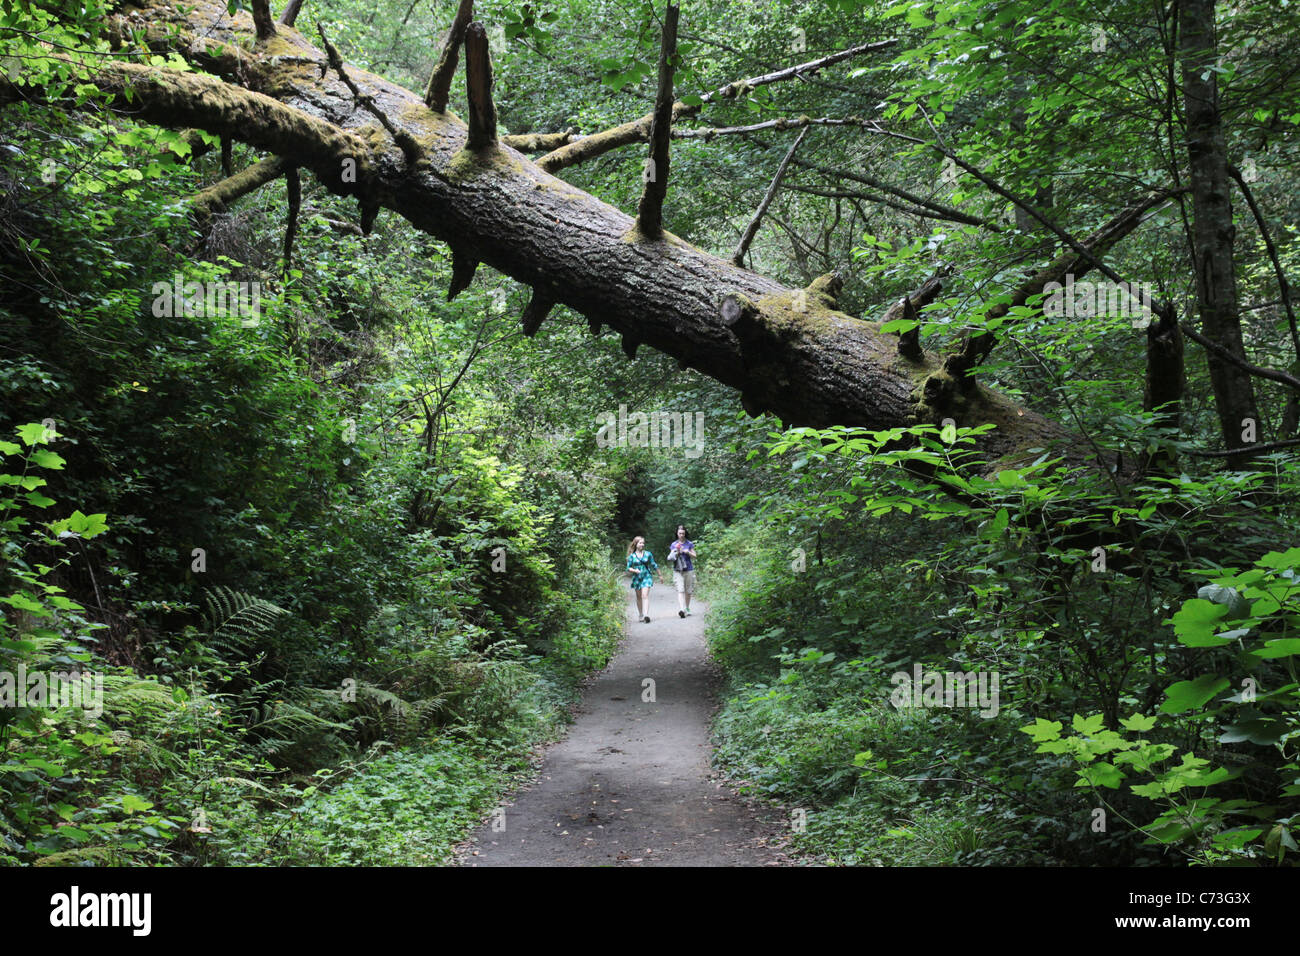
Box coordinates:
[1180,0,1259,455]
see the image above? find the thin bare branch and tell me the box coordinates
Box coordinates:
[732,125,807,266]
[318,23,421,164]
[537,37,897,173]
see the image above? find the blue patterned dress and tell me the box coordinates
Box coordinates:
[627,550,658,589]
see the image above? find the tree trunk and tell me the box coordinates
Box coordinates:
[1180,0,1259,455]
[27,0,1088,471]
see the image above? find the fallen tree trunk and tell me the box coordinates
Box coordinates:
[15,0,1086,470]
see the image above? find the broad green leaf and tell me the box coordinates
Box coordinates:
[1020,717,1062,742]
[1071,713,1105,735]
[122,793,153,814]
[16,422,49,446]
[1196,584,1251,619]
[1119,713,1157,732]
[29,449,65,469]
[1075,761,1123,789]
[1160,675,1230,714]
[1253,638,1300,659]
[1171,599,1230,646]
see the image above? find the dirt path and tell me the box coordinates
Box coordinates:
[458,585,795,866]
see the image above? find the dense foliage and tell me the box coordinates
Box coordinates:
[3,0,1298,866]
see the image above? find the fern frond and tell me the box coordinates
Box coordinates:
[203,586,288,658]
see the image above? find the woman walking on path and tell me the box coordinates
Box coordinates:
[667,525,697,618]
[626,535,663,623]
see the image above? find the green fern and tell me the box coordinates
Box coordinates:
[202,586,289,660]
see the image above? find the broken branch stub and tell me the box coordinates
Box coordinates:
[520,290,557,337]
[635,4,679,239]
[464,21,497,151]
[251,0,276,40]
[448,249,480,301]
[278,0,304,27]
[425,0,474,112]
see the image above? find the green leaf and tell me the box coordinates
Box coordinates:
[64,510,109,538]
[1160,675,1230,714]
[16,423,49,446]
[122,793,153,814]
[1196,584,1251,619]
[880,318,919,335]
[30,449,65,470]
[1258,547,1300,569]
[1253,638,1300,659]
[1020,717,1062,742]
[1119,713,1157,732]
[1171,599,1231,646]
[1071,713,1105,735]
[1218,718,1288,746]
[1075,761,1123,789]
[1,592,45,613]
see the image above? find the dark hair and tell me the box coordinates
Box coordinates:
[676,524,689,536]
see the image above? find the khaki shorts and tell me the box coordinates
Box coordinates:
[673,569,696,594]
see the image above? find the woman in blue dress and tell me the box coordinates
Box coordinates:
[626,535,663,623]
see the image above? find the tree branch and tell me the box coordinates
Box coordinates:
[1185,438,1300,457]
[950,190,1178,376]
[635,4,678,239]
[501,128,577,152]
[191,155,290,219]
[1228,163,1300,365]
[673,115,886,138]
[732,125,807,266]
[424,0,473,112]
[537,37,897,174]
[1179,323,1300,392]
[251,0,276,41]
[318,23,421,165]
[278,0,304,27]
[463,21,497,151]
[782,152,995,229]
[282,164,301,273]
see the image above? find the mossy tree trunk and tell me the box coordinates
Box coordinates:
[15,0,1087,471]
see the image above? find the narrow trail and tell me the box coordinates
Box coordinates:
[458,586,795,866]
